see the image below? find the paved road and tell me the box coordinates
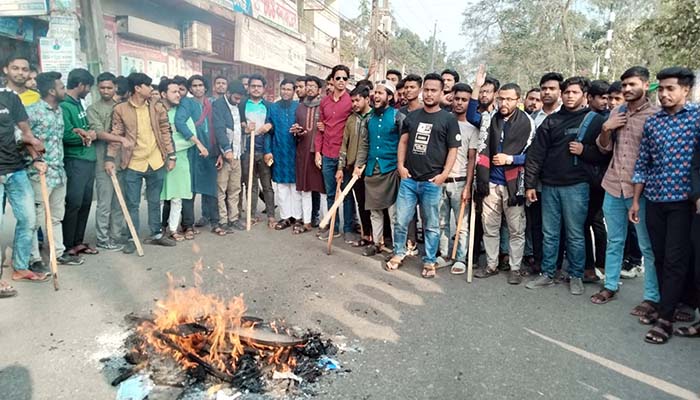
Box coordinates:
[0,208,698,400]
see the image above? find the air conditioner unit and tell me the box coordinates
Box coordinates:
[116,16,179,46]
[182,21,212,54]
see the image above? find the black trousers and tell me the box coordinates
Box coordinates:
[63,158,95,249]
[162,199,196,231]
[646,200,693,321]
[525,195,543,262]
[585,187,607,271]
[692,212,700,310]
[349,173,372,237]
[312,191,320,222]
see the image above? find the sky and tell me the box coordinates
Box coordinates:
[339,0,469,54]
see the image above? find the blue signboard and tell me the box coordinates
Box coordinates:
[0,17,36,42]
[209,0,252,16]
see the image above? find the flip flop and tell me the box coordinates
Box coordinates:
[0,281,17,298]
[12,270,49,283]
[421,263,437,279]
[79,244,99,255]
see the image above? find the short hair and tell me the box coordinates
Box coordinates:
[280,78,295,87]
[172,75,188,87]
[295,76,306,84]
[423,72,444,89]
[620,66,650,82]
[656,67,696,88]
[526,87,541,97]
[499,83,522,98]
[441,68,460,83]
[127,72,152,92]
[3,53,30,68]
[386,69,402,80]
[228,80,246,95]
[157,78,177,94]
[396,79,405,90]
[214,75,228,83]
[355,79,373,90]
[248,73,266,87]
[29,64,39,73]
[607,81,622,94]
[305,75,323,88]
[539,72,564,89]
[96,72,117,84]
[561,76,590,93]
[187,74,208,90]
[66,68,95,89]
[330,64,350,79]
[403,74,422,87]
[36,72,62,98]
[350,85,370,98]
[115,76,129,96]
[483,76,500,91]
[452,82,473,95]
[238,74,250,81]
[588,80,610,97]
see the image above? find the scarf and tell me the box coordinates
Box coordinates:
[476,108,535,206]
[194,97,215,147]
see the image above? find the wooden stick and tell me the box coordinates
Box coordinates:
[327,180,342,255]
[246,130,255,231]
[319,167,364,229]
[466,195,477,283]
[451,200,467,260]
[39,174,59,290]
[110,173,144,257]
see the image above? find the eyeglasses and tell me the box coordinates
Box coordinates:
[249,84,263,88]
[335,76,349,81]
[496,97,519,103]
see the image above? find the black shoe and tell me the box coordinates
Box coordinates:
[30,260,51,276]
[194,217,209,228]
[123,241,137,254]
[228,220,246,231]
[311,219,320,228]
[148,236,177,247]
[57,254,84,265]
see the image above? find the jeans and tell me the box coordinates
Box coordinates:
[122,166,166,238]
[646,200,692,321]
[63,158,95,249]
[0,170,36,270]
[321,156,354,233]
[624,224,642,265]
[438,180,469,261]
[30,181,66,262]
[393,178,441,264]
[601,193,659,302]
[541,183,589,278]
[585,186,607,270]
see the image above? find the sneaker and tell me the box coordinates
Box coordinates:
[436,256,453,268]
[29,260,51,276]
[406,241,419,256]
[525,275,555,289]
[507,270,523,285]
[620,265,642,279]
[147,236,177,247]
[57,254,84,265]
[123,241,137,254]
[97,241,124,252]
[569,277,585,295]
[318,229,341,240]
[228,220,246,231]
[344,232,360,244]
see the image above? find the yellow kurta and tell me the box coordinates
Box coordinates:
[128,101,164,172]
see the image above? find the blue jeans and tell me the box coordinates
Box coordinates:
[0,170,36,270]
[602,193,659,301]
[394,178,441,264]
[541,183,589,278]
[438,180,469,261]
[321,156,354,233]
[122,167,166,238]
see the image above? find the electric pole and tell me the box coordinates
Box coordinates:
[367,0,389,81]
[429,20,437,72]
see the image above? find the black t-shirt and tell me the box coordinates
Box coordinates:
[0,89,28,175]
[403,108,461,181]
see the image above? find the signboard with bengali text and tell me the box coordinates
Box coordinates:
[250,0,298,35]
[0,0,48,17]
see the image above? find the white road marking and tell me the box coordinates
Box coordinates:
[525,328,700,400]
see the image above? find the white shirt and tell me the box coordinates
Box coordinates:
[449,120,480,178]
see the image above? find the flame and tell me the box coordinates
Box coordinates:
[137,267,297,377]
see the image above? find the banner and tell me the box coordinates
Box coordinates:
[39,37,76,80]
[0,17,35,42]
[209,0,251,15]
[0,0,48,17]
[251,0,298,35]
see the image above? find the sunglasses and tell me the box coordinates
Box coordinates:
[335,76,349,81]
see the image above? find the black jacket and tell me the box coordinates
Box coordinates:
[525,107,607,188]
[691,150,700,203]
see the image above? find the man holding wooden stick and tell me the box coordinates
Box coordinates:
[436,83,480,274]
[27,72,84,274]
[106,73,177,254]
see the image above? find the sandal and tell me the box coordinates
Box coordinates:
[268,217,278,229]
[421,263,437,279]
[170,232,185,242]
[352,238,372,248]
[385,255,404,271]
[590,288,616,305]
[644,319,673,344]
[631,300,657,317]
[473,267,499,279]
[12,269,49,283]
[212,225,227,236]
[275,219,292,230]
[639,310,659,325]
[362,244,379,257]
[0,280,17,298]
[80,244,99,255]
[450,262,467,275]
[292,223,311,235]
[184,229,195,240]
[673,305,695,323]
[582,272,600,283]
[674,322,700,337]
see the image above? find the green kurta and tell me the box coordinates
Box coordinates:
[161,108,194,201]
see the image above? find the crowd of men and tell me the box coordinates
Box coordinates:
[1,53,699,345]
